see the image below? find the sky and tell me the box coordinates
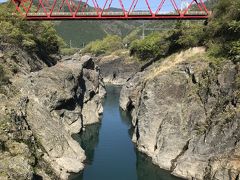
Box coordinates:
[87,0,188,11]
[86,0,195,12]
[0,0,199,12]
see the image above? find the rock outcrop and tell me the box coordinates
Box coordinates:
[94,53,142,85]
[120,48,240,180]
[0,54,105,179]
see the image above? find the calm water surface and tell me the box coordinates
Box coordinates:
[71,86,183,180]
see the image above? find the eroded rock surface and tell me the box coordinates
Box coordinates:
[120,48,240,180]
[95,53,142,85]
[0,55,105,179]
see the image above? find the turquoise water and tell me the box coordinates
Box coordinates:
[71,86,183,180]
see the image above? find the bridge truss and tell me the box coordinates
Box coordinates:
[12,0,210,20]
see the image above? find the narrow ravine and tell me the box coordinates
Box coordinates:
[71,86,183,180]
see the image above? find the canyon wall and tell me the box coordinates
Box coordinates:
[0,52,105,179]
[120,48,240,180]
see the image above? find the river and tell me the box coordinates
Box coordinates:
[71,86,183,180]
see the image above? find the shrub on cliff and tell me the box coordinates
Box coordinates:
[205,0,240,61]
[129,22,204,61]
[83,35,124,56]
[36,22,65,54]
[123,28,141,46]
[174,22,205,49]
[129,32,171,61]
[0,3,65,55]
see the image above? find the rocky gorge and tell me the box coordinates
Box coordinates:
[120,47,240,180]
[94,52,142,85]
[1,44,239,180]
[0,49,106,179]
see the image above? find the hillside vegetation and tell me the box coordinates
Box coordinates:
[55,20,179,48]
[0,4,64,55]
[205,0,240,60]
[55,1,215,48]
[132,0,240,62]
[82,35,124,56]
[55,20,140,48]
[0,3,64,90]
[83,0,239,63]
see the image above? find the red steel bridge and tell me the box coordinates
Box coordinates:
[12,0,210,20]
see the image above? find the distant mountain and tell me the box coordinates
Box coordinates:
[54,0,214,48]
[55,20,141,48]
[55,20,178,48]
[53,2,142,47]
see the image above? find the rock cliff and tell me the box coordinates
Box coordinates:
[0,53,105,179]
[94,53,142,85]
[120,48,240,180]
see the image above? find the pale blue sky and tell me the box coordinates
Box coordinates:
[81,0,192,11]
[85,0,195,12]
[88,0,187,11]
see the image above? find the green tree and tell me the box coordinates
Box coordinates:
[0,3,65,55]
[205,0,240,61]
[130,32,171,61]
[83,35,124,55]
[129,22,205,61]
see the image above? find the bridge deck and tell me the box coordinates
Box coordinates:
[25,11,209,20]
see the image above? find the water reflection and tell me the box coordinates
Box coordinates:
[70,123,101,180]
[119,107,132,126]
[119,107,136,142]
[120,107,182,180]
[136,151,183,180]
[73,123,101,164]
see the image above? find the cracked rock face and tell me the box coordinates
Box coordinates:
[120,48,240,180]
[0,55,106,180]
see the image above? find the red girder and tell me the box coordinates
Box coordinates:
[12,0,210,20]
